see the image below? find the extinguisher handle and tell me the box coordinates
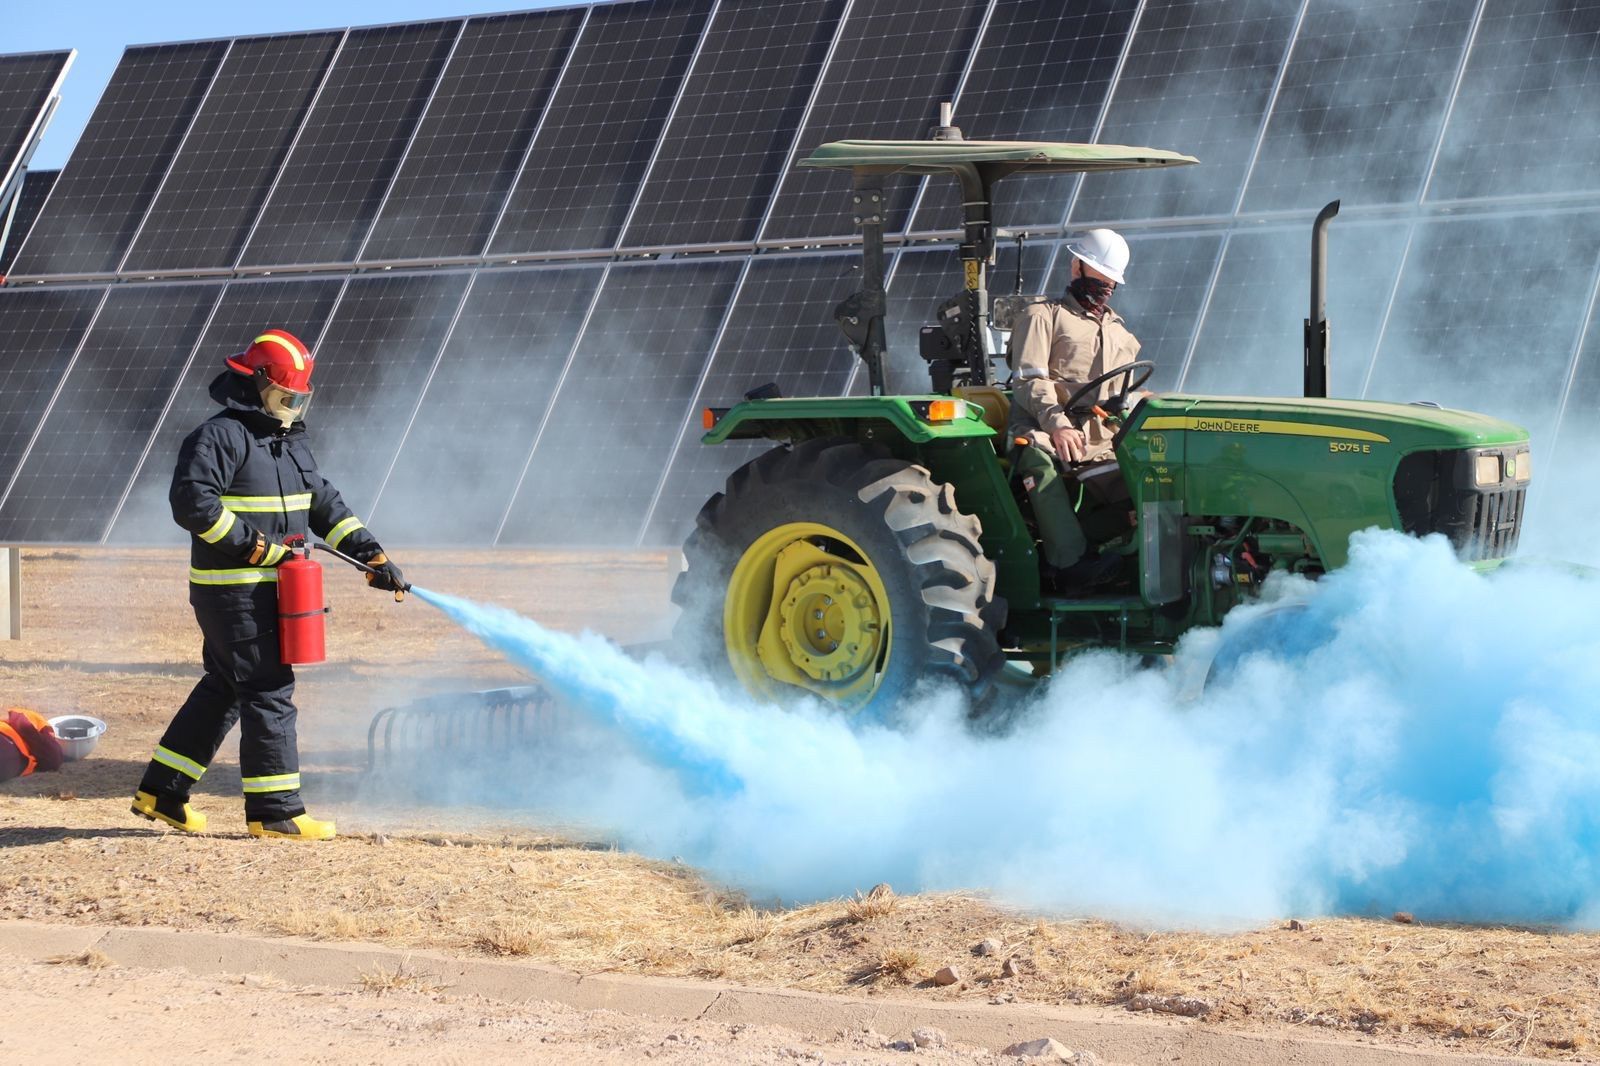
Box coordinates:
[284,533,310,558]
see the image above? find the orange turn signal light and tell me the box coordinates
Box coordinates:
[926,398,966,423]
[702,407,717,430]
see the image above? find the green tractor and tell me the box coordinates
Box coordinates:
[672,122,1531,709]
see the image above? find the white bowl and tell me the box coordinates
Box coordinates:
[47,715,106,762]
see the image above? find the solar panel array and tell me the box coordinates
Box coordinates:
[0,50,71,270]
[3,0,1600,547]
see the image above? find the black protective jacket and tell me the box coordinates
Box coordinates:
[170,372,382,607]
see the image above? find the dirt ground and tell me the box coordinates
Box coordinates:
[3,549,1598,1062]
[0,948,1007,1065]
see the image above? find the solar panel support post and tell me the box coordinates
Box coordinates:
[839,173,889,397]
[0,546,17,639]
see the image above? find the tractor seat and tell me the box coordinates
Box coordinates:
[954,384,1010,436]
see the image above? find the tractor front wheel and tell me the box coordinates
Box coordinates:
[672,438,1006,710]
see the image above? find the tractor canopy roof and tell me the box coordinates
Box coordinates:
[798,139,1198,177]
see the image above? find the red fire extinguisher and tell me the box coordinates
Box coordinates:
[278,535,328,665]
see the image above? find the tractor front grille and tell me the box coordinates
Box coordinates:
[1393,448,1527,561]
[1467,486,1526,561]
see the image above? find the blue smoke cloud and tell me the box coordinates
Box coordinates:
[410,529,1600,929]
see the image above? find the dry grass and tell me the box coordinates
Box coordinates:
[844,882,898,923]
[474,917,553,957]
[357,959,450,995]
[5,549,1600,1060]
[872,947,923,984]
[45,948,113,969]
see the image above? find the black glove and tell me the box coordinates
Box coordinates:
[362,551,406,601]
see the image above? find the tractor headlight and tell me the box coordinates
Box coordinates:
[922,398,969,423]
[1510,451,1531,483]
[1473,454,1501,487]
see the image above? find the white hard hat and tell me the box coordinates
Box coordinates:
[1066,228,1130,285]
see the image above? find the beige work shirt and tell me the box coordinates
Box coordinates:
[1007,298,1141,461]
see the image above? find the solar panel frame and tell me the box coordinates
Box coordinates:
[1546,254,1600,498]
[755,0,991,244]
[0,282,222,543]
[298,271,476,519]
[9,41,228,280]
[1429,0,1600,203]
[1362,211,1600,433]
[369,261,609,545]
[118,32,343,274]
[496,255,743,546]
[0,51,72,208]
[356,9,586,264]
[637,248,861,545]
[617,0,848,250]
[1179,220,1411,399]
[1,168,57,273]
[907,0,1140,235]
[1240,0,1478,213]
[0,286,107,510]
[1069,0,1305,225]
[486,0,715,257]
[235,20,463,270]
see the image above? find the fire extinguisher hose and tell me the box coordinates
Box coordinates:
[313,542,413,593]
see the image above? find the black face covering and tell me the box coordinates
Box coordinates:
[1068,274,1115,317]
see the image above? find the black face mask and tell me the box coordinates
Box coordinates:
[1068,274,1115,316]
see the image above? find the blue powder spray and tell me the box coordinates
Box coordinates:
[411,530,1600,928]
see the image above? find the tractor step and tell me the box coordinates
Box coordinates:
[1040,594,1147,614]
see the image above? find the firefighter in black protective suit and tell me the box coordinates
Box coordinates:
[131,329,406,840]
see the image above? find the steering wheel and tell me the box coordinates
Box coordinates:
[1061,360,1155,417]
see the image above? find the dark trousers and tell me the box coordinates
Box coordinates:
[139,602,304,822]
[1011,443,1090,568]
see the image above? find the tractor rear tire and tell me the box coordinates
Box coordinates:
[671,438,1007,710]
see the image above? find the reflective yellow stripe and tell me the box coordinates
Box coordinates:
[152,745,207,781]
[262,543,290,566]
[198,509,238,544]
[219,493,312,512]
[189,566,279,586]
[1139,416,1390,444]
[254,333,306,371]
[326,516,364,550]
[241,772,301,794]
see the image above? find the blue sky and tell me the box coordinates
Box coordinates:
[11,1,580,169]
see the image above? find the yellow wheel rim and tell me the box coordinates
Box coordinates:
[724,522,892,707]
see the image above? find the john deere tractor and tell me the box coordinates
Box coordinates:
[672,119,1531,709]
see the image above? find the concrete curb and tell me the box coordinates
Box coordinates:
[0,919,1520,1065]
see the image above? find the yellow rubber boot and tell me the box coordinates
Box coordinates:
[131,790,208,833]
[248,813,336,840]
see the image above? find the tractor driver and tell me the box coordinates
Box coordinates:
[1007,228,1140,591]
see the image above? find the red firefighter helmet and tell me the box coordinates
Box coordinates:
[226,328,314,428]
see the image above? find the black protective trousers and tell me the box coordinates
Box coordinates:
[138,599,303,822]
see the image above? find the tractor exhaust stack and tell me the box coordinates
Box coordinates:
[1304,199,1339,398]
